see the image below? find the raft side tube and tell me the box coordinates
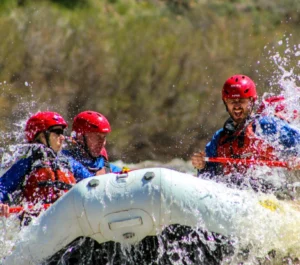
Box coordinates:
[4,167,292,264]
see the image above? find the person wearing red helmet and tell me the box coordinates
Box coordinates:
[63,111,121,175]
[0,111,93,219]
[189,75,300,265]
[191,74,300,191]
[221,75,257,124]
[51,111,122,263]
[257,94,299,123]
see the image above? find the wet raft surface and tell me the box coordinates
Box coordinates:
[45,225,234,265]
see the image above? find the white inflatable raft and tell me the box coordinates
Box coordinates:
[4,167,300,264]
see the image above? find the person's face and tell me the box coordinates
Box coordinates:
[84,132,107,158]
[224,98,253,124]
[47,126,65,153]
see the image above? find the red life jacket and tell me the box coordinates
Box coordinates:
[22,147,76,205]
[217,119,278,175]
[23,167,76,204]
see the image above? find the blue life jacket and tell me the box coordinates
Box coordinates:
[62,142,121,174]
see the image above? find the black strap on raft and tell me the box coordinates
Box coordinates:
[38,180,73,190]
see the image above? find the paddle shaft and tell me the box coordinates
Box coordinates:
[9,204,51,213]
[204,157,288,168]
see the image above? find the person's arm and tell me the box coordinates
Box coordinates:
[0,157,31,217]
[191,151,206,172]
[87,156,120,175]
[195,129,223,177]
[0,157,31,203]
[256,116,300,170]
[109,163,121,173]
[257,116,300,154]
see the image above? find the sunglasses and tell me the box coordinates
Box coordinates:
[47,128,65,136]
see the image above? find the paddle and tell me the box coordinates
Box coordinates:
[9,204,51,214]
[204,157,288,168]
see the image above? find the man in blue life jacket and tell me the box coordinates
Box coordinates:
[46,112,139,265]
[63,110,122,175]
[189,74,300,265]
[0,111,93,218]
[192,74,300,192]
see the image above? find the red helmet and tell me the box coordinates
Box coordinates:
[222,74,257,101]
[25,111,67,142]
[72,111,111,135]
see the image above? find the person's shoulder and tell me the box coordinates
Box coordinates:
[61,149,72,157]
[66,154,81,166]
[66,154,88,171]
[211,128,224,139]
[94,156,106,163]
[254,114,298,136]
[205,128,224,152]
[256,115,281,123]
[255,115,292,128]
[0,156,32,179]
[215,128,224,134]
[61,146,82,162]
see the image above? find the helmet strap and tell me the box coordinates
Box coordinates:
[44,131,52,149]
[83,135,96,159]
[33,132,50,148]
[223,100,228,112]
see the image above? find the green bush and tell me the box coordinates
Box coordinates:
[0,0,300,162]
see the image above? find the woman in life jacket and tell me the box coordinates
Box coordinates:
[63,110,124,175]
[0,111,87,219]
[22,111,76,205]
